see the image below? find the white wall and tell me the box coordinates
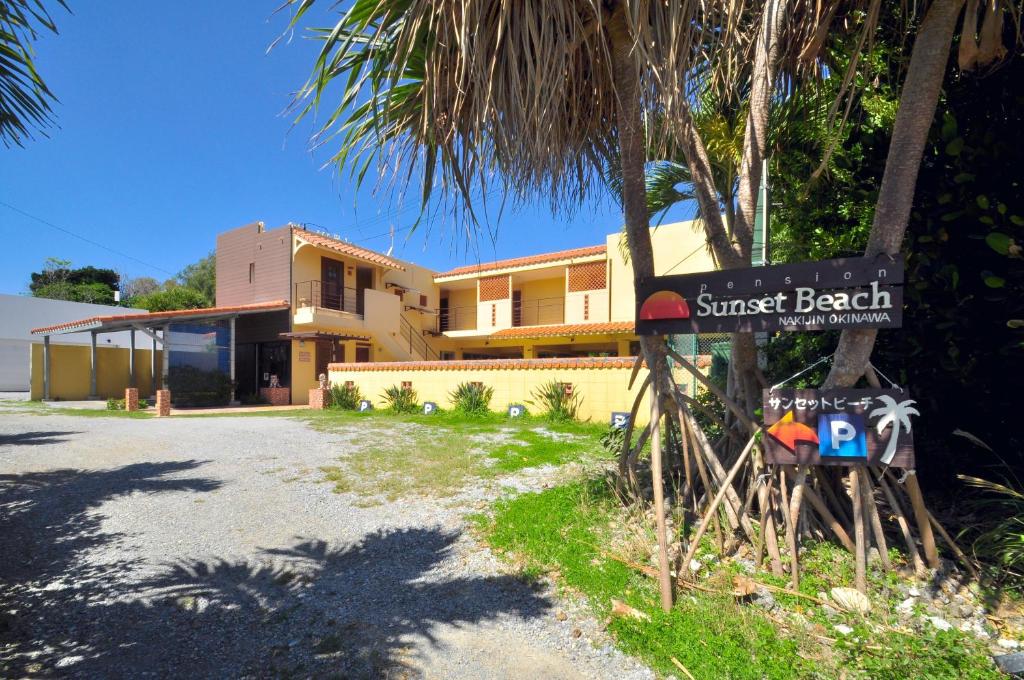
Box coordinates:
[0,295,149,391]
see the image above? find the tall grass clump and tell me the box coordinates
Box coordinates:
[960,473,1024,591]
[382,384,418,413]
[529,380,582,422]
[449,382,493,415]
[328,383,363,410]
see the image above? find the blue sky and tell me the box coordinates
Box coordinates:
[0,2,692,295]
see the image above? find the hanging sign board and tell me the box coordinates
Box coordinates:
[636,257,903,334]
[762,388,918,467]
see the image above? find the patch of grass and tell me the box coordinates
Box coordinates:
[487,428,591,473]
[482,480,808,679]
[308,414,606,499]
[480,478,1002,679]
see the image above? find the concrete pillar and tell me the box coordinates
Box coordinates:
[229,316,237,405]
[523,343,535,359]
[89,331,98,398]
[125,387,139,412]
[617,339,632,357]
[161,326,171,390]
[128,329,136,388]
[43,335,51,400]
[151,333,158,393]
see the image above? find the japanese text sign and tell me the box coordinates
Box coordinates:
[762,388,917,467]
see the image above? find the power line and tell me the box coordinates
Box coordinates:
[0,200,177,277]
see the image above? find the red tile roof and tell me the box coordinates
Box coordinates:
[434,244,606,279]
[490,321,634,339]
[328,356,639,372]
[31,300,290,335]
[293,229,406,271]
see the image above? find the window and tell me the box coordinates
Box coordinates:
[420,294,428,308]
[248,262,255,283]
[440,351,456,361]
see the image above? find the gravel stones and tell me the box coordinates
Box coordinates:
[0,412,652,679]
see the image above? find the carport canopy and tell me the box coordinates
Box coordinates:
[30,300,290,401]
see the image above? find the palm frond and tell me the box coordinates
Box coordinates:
[0,0,69,147]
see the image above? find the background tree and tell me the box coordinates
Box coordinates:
[118,275,161,301]
[175,252,215,306]
[0,0,69,146]
[129,285,208,312]
[29,257,119,304]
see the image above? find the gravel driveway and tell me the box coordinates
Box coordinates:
[0,411,653,679]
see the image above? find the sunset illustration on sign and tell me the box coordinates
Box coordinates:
[766,410,819,453]
[639,290,690,320]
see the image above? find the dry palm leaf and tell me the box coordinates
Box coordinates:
[610,598,651,622]
[830,586,871,614]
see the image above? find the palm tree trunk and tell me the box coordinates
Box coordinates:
[733,0,786,257]
[607,4,674,611]
[606,7,670,376]
[825,0,965,388]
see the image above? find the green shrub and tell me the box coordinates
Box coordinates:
[449,382,494,415]
[166,365,233,407]
[328,383,363,410]
[528,380,583,422]
[239,393,270,406]
[381,384,418,413]
[106,397,150,411]
[600,426,626,457]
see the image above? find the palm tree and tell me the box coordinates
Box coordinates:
[869,395,920,465]
[0,0,68,147]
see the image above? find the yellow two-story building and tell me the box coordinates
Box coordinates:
[212,218,714,404]
[31,218,713,409]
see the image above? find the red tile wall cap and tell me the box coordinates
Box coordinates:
[327,356,643,372]
[434,244,606,279]
[490,321,634,339]
[293,229,407,271]
[31,300,290,335]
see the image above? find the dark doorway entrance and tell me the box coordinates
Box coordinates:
[439,297,449,332]
[258,341,290,389]
[316,340,343,379]
[321,257,343,310]
[512,290,523,326]
[355,344,371,363]
[355,267,373,315]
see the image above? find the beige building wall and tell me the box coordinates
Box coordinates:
[608,219,715,322]
[30,343,162,401]
[565,289,610,324]
[216,222,292,307]
[516,276,565,326]
[328,359,654,425]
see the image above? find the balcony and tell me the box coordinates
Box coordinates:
[513,296,564,327]
[294,280,362,318]
[439,305,477,332]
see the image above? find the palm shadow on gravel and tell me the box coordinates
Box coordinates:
[1,462,552,678]
[0,460,221,677]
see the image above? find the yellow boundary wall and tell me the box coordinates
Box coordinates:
[328,357,677,425]
[30,343,162,401]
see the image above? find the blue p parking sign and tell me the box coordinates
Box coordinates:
[817,413,867,459]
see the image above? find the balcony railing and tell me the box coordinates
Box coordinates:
[513,296,564,327]
[295,280,360,316]
[439,305,477,332]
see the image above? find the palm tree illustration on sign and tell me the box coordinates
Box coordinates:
[869,395,920,465]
